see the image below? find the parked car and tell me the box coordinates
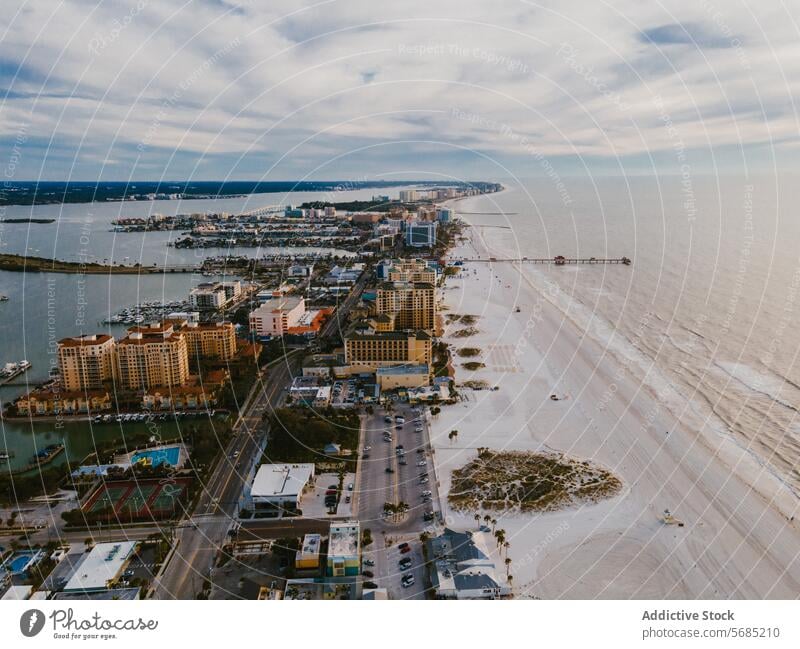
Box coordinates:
[385,467,395,473]
[400,545,412,554]
[364,581,379,589]
[347,483,354,491]
[363,559,375,567]
[363,570,374,578]
[417,460,427,466]
[402,575,415,587]
[423,511,435,522]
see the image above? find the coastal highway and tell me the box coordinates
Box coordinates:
[151,353,300,599]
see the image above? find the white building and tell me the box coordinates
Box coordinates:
[399,189,418,202]
[63,541,138,593]
[249,296,306,337]
[250,463,315,513]
[189,283,227,309]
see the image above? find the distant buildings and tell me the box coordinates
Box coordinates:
[405,221,438,248]
[189,280,241,309]
[57,334,116,391]
[344,330,432,371]
[399,189,419,202]
[375,281,436,331]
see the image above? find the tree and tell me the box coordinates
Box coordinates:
[505,557,512,577]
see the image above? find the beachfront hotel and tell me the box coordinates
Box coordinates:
[344,330,432,371]
[115,322,190,391]
[57,334,117,391]
[375,281,436,331]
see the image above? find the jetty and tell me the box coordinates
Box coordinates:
[460,255,632,265]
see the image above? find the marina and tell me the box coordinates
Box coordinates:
[0,359,31,385]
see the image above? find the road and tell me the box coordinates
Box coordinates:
[356,402,439,599]
[151,353,300,599]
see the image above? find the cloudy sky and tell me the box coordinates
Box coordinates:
[0,0,798,181]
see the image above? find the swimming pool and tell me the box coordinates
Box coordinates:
[131,446,180,467]
[1,550,43,575]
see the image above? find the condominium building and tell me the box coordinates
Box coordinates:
[344,330,432,371]
[249,296,306,338]
[57,334,117,391]
[399,189,419,202]
[386,259,437,283]
[375,281,435,331]
[179,321,237,360]
[116,323,190,390]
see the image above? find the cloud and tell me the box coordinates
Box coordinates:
[639,22,742,49]
[0,0,796,180]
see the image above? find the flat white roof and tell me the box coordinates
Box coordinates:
[63,541,137,592]
[251,463,314,499]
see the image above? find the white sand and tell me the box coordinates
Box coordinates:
[430,225,800,598]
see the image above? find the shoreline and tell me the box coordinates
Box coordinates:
[430,221,800,598]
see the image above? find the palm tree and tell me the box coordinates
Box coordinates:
[505,557,512,577]
[491,518,497,533]
[473,513,480,524]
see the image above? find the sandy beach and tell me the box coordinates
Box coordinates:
[431,223,800,599]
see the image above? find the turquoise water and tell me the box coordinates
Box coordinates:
[131,445,180,467]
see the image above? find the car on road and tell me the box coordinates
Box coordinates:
[364,446,371,451]
[384,416,393,423]
[395,416,405,424]
[385,467,395,473]
[347,483,354,491]
[345,495,351,504]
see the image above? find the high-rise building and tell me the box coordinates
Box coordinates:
[189,283,227,309]
[375,281,436,331]
[399,189,418,202]
[57,334,117,391]
[344,330,432,371]
[405,221,438,248]
[116,323,189,390]
[178,321,237,360]
[386,259,437,283]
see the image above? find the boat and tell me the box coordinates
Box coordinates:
[0,295,9,301]
[0,360,31,384]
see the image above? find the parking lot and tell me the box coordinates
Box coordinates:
[355,402,439,598]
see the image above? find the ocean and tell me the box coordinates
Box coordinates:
[452,174,800,496]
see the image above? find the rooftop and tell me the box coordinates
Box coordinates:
[376,364,430,376]
[58,334,114,347]
[328,520,360,558]
[251,463,315,498]
[63,541,137,592]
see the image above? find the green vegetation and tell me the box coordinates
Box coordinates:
[452,326,479,338]
[264,407,360,465]
[457,347,481,357]
[432,340,451,378]
[462,362,485,371]
[449,448,622,514]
